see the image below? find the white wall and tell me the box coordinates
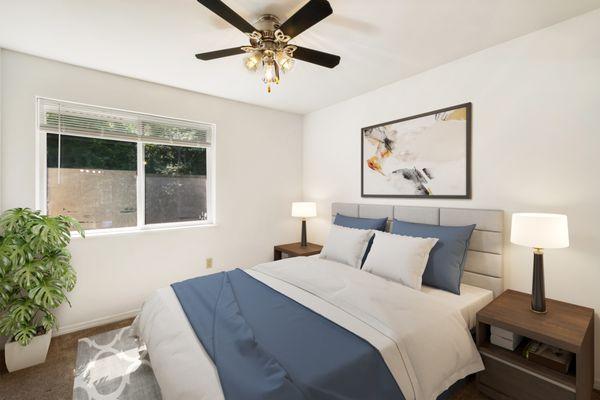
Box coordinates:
[0,50,303,332]
[0,49,3,349]
[0,48,3,212]
[303,9,600,384]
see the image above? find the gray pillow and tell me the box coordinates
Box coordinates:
[391,220,475,295]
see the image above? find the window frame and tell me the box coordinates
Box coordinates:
[35,96,217,236]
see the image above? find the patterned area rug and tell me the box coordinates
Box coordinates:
[73,326,162,400]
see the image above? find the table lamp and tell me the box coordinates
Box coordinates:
[510,213,569,313]
[291,202,317,247]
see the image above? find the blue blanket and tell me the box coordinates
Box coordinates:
[172,269,404,400]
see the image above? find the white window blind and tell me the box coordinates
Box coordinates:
[38,98,212,147]
[37,97,215,233]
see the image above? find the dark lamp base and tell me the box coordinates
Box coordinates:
[531,249,546,313]
[300,219,307,247]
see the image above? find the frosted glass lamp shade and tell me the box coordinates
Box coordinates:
[291,202,317,218]
[510,213,569,249]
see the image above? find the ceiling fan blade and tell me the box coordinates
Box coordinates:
[293,46,340,68]
[195,47,246,60]
[280,0,333,39]
[196,0,256,34]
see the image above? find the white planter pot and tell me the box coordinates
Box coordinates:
[4,330,51,372]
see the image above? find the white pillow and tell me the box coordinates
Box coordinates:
[319,225,373,269]
[362,231,438,290]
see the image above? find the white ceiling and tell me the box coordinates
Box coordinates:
[1,0,599,114]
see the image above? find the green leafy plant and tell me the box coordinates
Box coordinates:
[0,208,84,346]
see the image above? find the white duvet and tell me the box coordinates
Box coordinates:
[133,257,483,400]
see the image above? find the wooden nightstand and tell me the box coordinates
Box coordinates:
[476,290,594,400]
[273,242,323,261]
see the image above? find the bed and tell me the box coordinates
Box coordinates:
[133,204,504,400]
[422,284,493,330]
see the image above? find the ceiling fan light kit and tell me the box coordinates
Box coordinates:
[195,0,341,93]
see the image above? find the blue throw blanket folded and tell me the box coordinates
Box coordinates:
[172,269,404,400]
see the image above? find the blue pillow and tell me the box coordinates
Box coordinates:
[333,214,387,267]
[391,220,475,294]
[334,214,387,231]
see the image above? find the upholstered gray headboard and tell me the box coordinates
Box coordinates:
[332,203,504,297]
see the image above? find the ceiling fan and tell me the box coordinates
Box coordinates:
[195,0,341,93]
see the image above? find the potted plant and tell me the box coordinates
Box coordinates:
[0,208,83,372]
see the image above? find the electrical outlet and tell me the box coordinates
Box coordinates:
[206,257,213,269]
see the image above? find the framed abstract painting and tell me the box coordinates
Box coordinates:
[361,103,472,199]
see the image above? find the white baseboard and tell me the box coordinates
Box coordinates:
[54,309,139,337]
[595,379,600,391]
[0,309,139,350]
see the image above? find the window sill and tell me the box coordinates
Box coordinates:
[70,222,218,239]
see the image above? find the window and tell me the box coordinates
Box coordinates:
[144,144,208,224]
[37,98,214,233]
[47,134,138,229]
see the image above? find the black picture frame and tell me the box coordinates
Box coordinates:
[361,102,472,199]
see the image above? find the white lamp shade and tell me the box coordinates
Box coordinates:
[291,202,317,218]
[510,213,569,249]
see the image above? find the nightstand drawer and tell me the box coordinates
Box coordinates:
[479,354,575,400]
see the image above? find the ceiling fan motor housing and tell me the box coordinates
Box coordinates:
[254,14,281,32]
